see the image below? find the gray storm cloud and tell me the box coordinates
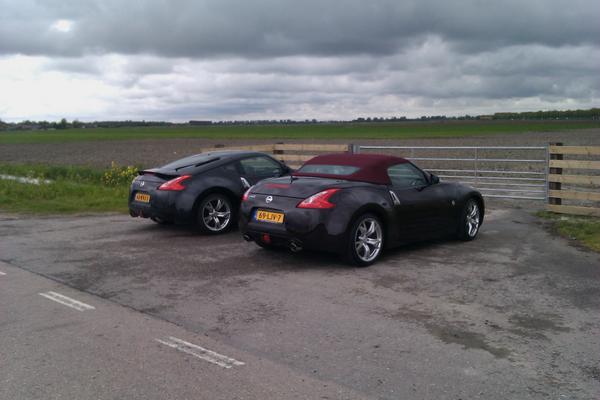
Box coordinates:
[0,0,598,121]
[2,0,599,57]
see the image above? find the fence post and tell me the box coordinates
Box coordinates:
[273,142,284,157]
[349,144,360,154]
[544,144,550,202]
[548,142,563,206]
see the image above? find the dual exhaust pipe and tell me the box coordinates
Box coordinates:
[243,233,303,253]
[130,210,146,218]
[289,240,303,253]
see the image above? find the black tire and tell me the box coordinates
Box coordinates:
[196,193,235,234]
[150,216,173,225]
[457,198,482,241]
[344,213,384,267]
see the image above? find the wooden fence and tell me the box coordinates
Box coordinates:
[199,143,352,168]
[547,143,600,217]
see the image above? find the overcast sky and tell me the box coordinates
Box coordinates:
[1,0,599,122]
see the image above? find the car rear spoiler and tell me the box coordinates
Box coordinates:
[137,169,179,180]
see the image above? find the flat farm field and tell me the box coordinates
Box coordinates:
[1,120,599,168]
[2,120,600,144]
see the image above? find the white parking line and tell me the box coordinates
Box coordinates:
[39,291,95,311]
[155,336,245,369]
[0,271,6,276]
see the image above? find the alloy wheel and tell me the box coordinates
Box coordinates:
[466,201,480,238]
[202,196,231,232]
[354,217,383,263]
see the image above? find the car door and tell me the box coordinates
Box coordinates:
[388,163,453,242]
[238,155,286,186]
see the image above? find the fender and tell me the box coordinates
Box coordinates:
[175,169,244,219]
[324,186,394,239]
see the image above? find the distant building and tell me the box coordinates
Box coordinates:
[189,120,213,126]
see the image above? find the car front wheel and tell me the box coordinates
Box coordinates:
[197,193,234,234]
[344,213,384,267]
[458,198,481,241]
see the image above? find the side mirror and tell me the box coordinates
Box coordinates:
[429,173,440,185]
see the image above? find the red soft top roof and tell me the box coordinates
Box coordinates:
[292,153,408,185]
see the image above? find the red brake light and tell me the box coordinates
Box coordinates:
[158,175,191,191]
[265,183,290,189]
[261,233,271,244]
[297,188,340,209]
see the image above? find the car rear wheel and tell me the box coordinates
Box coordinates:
[345,213,384,267]
[458,198,481,241]
[197,193,234,234]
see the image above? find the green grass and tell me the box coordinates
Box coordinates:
[2,120,599,144]
[0,164,134,214]
[537,211,600,253]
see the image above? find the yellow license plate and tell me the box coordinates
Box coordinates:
[135,192,151,203]
[255,210,284,224]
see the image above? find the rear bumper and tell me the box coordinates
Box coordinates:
[240,213,346,254]
[239,192,354,253]
[129,202,176,221]
[128,189,193,224]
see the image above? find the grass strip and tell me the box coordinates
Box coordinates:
[0,163,136,214]
[536,211,600,253]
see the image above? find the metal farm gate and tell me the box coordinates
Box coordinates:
[355,145,549,201]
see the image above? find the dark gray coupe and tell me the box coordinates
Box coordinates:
[129,151,290,233]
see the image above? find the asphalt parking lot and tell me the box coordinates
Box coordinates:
[1,206,599,399]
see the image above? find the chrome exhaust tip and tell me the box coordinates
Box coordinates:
[289,240,303,253]
[242,234,253,242]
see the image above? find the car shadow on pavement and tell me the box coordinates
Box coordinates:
[248,237,459,271]
[130,219,243,238]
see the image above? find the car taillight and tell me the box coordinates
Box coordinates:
[158,175,191,191]
[297,188,340,209]
[242,187,253,201]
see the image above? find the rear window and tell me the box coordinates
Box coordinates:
[161,155,219,171]
[298,164,360,175]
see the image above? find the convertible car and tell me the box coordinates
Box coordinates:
[129,151,290,233]
[240,153,484,266]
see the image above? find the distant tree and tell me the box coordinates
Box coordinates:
[57,118,68,129]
